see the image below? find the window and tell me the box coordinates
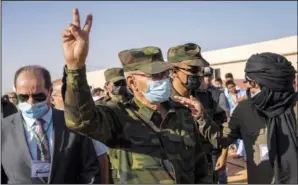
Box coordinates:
[214,68,221,79]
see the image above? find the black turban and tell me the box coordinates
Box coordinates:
[245,52,298,183]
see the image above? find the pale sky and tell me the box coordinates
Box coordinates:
[2,1,297,94]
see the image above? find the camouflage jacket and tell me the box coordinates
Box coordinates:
[170,86,221,147]
[63,66,210,184]
[95,94,131,106]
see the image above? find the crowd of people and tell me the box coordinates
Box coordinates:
[1,8,297,184]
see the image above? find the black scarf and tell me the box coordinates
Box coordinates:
[245,52,298,184]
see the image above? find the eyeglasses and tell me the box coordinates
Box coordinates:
[113,80,127,87]
[177,67,201,75]
[17,93,48,102]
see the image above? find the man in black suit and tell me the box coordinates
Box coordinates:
[1,95,18,119]
[1,65,101,184]
[1,96,18,184]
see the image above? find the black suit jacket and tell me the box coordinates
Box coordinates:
[1,109,101,184]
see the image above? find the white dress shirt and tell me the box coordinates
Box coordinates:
[22,108,54,160]
[92,139,108,156]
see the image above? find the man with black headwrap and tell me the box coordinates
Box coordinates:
[219,52,298,184]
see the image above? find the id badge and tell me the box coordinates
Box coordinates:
[31,160,51,178]
[259,144,269,162]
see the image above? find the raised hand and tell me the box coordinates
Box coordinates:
[62,8,93,70]
[173,95,204,119]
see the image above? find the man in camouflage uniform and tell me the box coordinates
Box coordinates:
[101,67,133,183]
[61,9,221,183]
[167,43,220,183]
[99,67,133,105]
[92,87,105,103]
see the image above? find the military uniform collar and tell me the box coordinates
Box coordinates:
[133,98,155,120]
[132,98,174,121]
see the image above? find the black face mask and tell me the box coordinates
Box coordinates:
[183,75,202,90]
[112,86,128,96]
[246,88,251,99]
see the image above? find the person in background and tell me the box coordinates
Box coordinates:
[201,67,230,184]
[167,43,222,183]
[214,78,224,91]
[1,96,18,184]
[2,65,100,184]
[98,67,134,183]
[219,52,297,184]
[7,92,18,106]
[224,73,234,82]
[51,79,64,110]
[224,73,241,97]
[52,78,109,184]
[92,87,105,103]
[225,80,247,160]
[1,95,18,118]
[102,67,133,104]
[225,80,246,114]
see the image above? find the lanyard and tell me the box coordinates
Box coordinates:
[24,119,52,145]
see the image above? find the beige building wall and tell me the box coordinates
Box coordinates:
[202,35,298,81]
[85,36,297,90]
[86,68,107,90]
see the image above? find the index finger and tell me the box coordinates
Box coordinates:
[83,14,93,33]
[73,8,81,29]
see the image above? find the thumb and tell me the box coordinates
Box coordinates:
[215,162,220,170]
[70,25,82,40]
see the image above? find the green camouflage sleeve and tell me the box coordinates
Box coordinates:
[195,113,221,148]
[62,65,122,145]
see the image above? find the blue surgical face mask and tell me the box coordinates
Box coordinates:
[18,100,49,119]
[142,78,171,103]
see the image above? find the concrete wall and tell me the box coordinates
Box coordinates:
[85,36,297,90]
[201,35,298,89]
[86,68,107,89]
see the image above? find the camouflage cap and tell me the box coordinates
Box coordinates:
[167,43,210,67]
[104,68,126,83]
[118,46,171,74]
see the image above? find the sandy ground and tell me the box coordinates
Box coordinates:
[226,148,247,184]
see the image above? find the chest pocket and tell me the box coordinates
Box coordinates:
[161,111,197,172]
[122,120,164,170]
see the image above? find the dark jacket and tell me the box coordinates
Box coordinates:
[220,99,274,184]
[1,109,101,184]
[1,98,18,184]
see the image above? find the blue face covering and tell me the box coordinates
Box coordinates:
[142,78,171,103]
[18,100,49,119]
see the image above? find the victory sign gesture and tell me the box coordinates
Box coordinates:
[62,8,93,70]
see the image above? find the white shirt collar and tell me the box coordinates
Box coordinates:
[22,107,53,128]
